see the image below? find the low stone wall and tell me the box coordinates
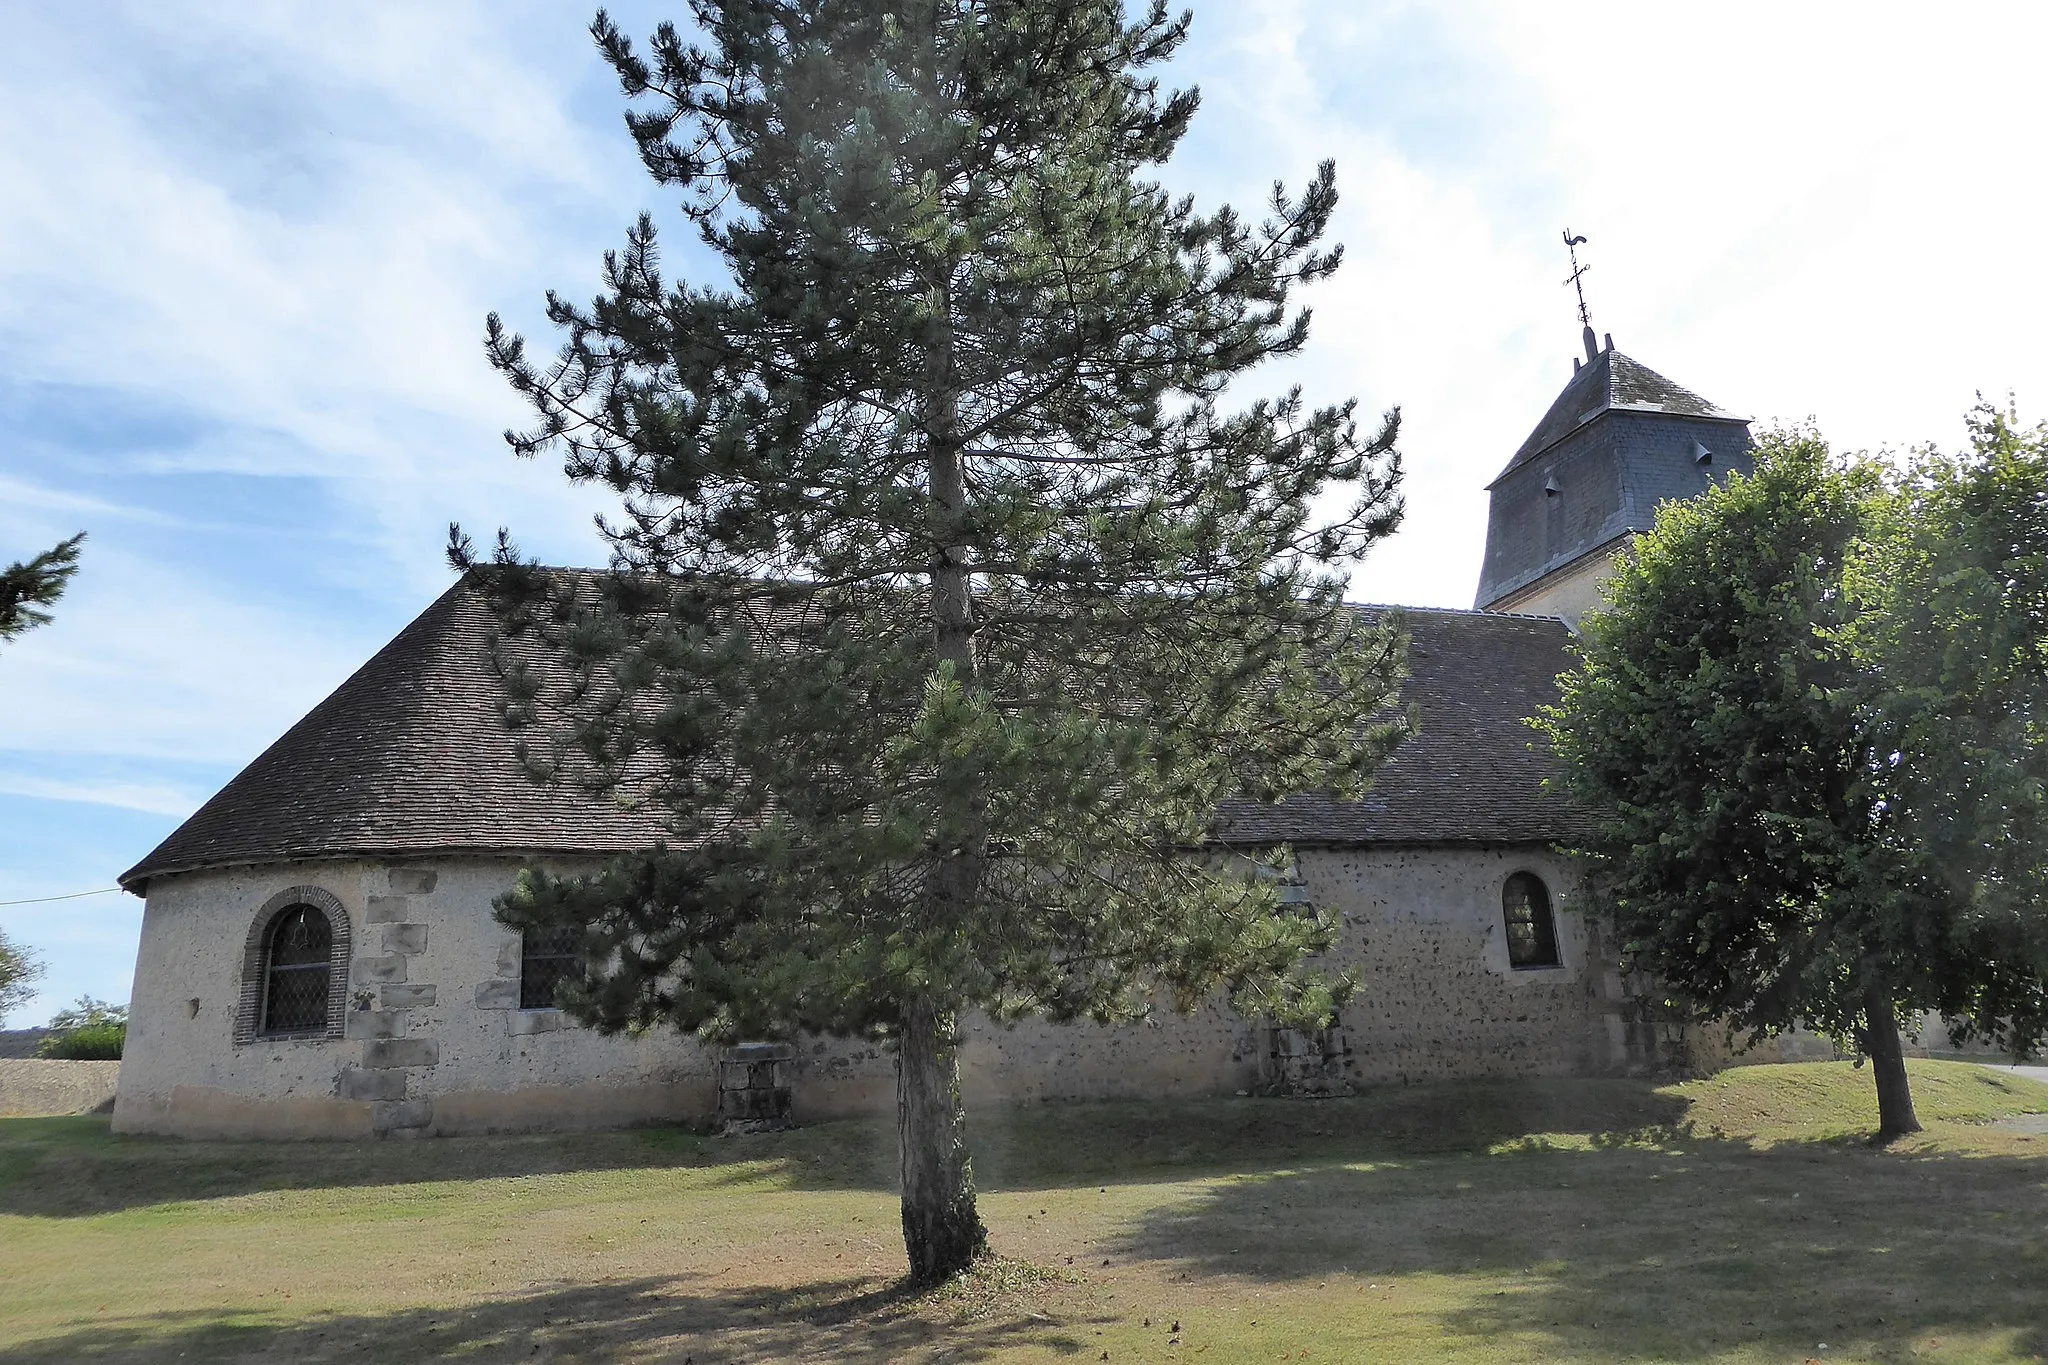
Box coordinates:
[0,1059,121,1116]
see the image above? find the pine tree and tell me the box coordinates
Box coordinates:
[0,534,84,645]
[469,1,1406,1281]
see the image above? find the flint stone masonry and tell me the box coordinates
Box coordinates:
[382,924,428,954]
[112,849,1703,1140]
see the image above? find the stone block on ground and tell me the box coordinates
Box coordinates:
[718,1041,796,1134]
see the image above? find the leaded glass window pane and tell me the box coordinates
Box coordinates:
[1503,872,1560,969]
[520,925,582,1010]
[262,904,332,1034]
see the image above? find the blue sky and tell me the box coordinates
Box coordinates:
[5,1,2048,1024]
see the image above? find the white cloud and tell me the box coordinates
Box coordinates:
[0,540,378,765]
[0,775,198,819]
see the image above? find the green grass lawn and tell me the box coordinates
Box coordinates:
[3,1060,2046,1364]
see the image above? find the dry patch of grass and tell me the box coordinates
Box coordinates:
[2,1061,2046,1363]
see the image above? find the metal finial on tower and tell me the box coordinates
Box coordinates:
[1562,230,1598,363]
[1562,230,1592,326]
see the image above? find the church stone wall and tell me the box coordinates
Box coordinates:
[114,845,1643,1141]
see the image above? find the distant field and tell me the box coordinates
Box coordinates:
[2,1060,2045,1364]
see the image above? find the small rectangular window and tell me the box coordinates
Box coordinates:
[519,925,583,1010]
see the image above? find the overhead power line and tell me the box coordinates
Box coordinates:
[0,887,123,907]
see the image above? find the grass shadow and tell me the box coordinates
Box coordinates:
[1115,1135,2048,1362]
[0,1077,1694,1217]
[0,1270,1106,1364]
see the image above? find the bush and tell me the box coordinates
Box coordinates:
[37,1021,124,1060]
[35,997,128,1059]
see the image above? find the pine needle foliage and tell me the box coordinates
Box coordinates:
[0,534,84,645]
[465,0,1407,1279]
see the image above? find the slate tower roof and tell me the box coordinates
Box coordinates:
[120,577,1590,890]
[1474,333,1752,611]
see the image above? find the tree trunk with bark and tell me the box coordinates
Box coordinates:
[896,997,987,1283]
[896,315,988,1284]
[1864,978,1922,1140]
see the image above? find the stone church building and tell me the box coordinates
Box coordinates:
[111,331,1753,1139]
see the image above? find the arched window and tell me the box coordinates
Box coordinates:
[520,926,583,1010]
[1503,872,1561,969]
[261,904,334,1034]
[235,886,349,1044]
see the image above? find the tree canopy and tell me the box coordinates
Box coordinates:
[470,0,1406,1280]
[1849,401,2048,1050]
[1541,419,2048,1139]
[0,927,44,1026]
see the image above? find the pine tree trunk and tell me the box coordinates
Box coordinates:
[1864,979,1922,1140]
[897,997,987,1284]
[898,277,989,1284]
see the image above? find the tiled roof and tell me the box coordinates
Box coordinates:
[1491,348,1746,486]
[120,579,1588,889]
[1213,607,1591,847]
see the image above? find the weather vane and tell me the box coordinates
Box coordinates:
[1562,229,1592,329]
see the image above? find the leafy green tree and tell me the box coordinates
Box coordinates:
[36,997,128,1060]
[1848,402,2048,1051]
[1538,430,1934,1137]
[470,1,1406,1280]
[0,534,84,645]
[0,927,44,1026]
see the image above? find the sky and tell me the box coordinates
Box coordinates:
[4,1,2048,1025]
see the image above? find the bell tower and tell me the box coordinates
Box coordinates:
[1474,329,1753,625]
